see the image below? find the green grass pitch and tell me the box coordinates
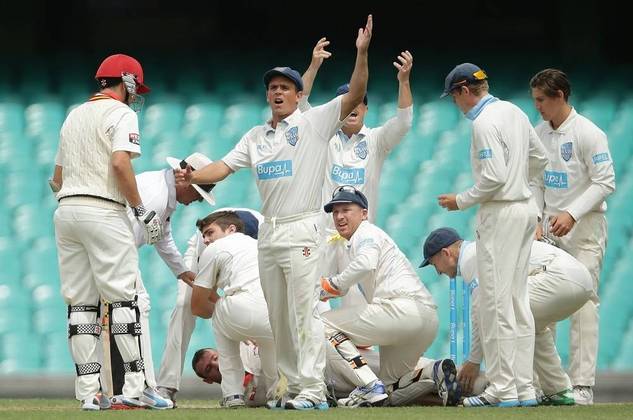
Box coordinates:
[1,399,633,419]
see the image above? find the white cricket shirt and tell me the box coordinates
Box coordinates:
[533,108,615,221]
[126,169,187,276]
[456,99,548,209]
[56,94,141,205]
[222,97,344,218]
[334,221,435,306]
[194,232,263,297]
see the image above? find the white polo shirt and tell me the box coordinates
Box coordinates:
[56,94,141,205]
[533,108,615,221]
[322,106,413,226]
[334,221,435,306]
[126,169,187,276]
[194,232,263,298]
[456,100,548,209]
[222,97,344,218]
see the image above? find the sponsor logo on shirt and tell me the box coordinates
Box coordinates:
[592,152,610,164]
[478,148,492,160]
[544,170,568,189]
[256,160,293,180]
[129,133,140,145]
[354,140,368,160]
[331,164,365,185]
[560,142,573,161]
[302,247,311,257]
[285,126,299,146]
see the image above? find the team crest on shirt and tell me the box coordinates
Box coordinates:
[129,133,140,145]
[286,126,299,146]
[560,142,573,162]
[354,140,368,159]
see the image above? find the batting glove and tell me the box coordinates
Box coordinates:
[133,204,164,245]
[319,276,343,302]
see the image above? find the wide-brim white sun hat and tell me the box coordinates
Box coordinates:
[166,153,216,206]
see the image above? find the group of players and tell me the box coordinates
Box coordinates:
[51,14,615,410]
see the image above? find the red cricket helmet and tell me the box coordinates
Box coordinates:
[95,54,150,94]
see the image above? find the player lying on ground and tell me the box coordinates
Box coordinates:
[421,227,595,406]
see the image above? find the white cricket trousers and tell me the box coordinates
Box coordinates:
[213,292,277,400]
[258,211,326,401]
[54,199,144,401]
[528,255,594,395]
[136,274,156,388]
[157,279,196,391]
[321,298,438,387]
[547,212,606,387]
[476,200,536,401]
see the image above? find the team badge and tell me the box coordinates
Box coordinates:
[129,133,140,145]
[560,142,573,162]
[286,126,299,146]
[302,247,311,257]
[354,140,368,159]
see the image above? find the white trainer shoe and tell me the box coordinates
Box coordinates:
[337,380,388,407]
[221,394,246,408]
[573,386,593,406]
[432,358,461,406]
[139,386,174,409]
[81,392,110,411]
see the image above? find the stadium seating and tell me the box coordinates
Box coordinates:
[1,58,632,376]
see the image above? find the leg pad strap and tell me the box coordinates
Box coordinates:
[111,322,142,336]
[124,358,145,373]
[68,323,102,338]
[75,362,101,376]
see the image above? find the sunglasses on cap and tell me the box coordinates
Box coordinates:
[180,159,216,193]
[332,184,361,198]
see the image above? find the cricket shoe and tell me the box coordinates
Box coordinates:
[519,398,539,407]
[573,386,593,406]
[285,395,329,410]
[463,393,519,408]
[266,393,294,410]
[542,389,575,406]
[110,394,145,410]
[81,392,111,411]
[156,386,177,408]
[432,358,461,406]
[220,394,246,408]
[139,386,174,409]
[337,380,388,407]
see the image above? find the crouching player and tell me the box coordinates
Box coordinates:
[190,211,278,408]
[318,186,460,407]
[421,227,595,406]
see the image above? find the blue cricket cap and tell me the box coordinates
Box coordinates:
[263,66,303,91]
[235,210,259,240]
[324,185,368,213]
[440,63,488,98]
[419,227,462,267]
[335,83,368,105]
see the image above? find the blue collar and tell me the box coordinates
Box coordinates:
[465,94,498,121]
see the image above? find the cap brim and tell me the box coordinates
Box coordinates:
[166,156,216,206]
[323,199,353,213]
[439,91,449,99]
[419,258,430,268]
[137,84,150,94]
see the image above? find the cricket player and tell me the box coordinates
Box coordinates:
[421,227,596,406]
[530,68,616,405]
[318,186,455,407]
[175,15,373,410]
[51,54,162,410]
[107,153,215,408]
[437,63,548,407]
[156,207,262,404]
[190,210,277,408]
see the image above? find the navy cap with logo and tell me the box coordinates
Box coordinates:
[419,227,462,267]
[324,185,369,213]
[440,63,488,98]
[335,83,368,105]
[263,67,304,91]
[234,210,260,239]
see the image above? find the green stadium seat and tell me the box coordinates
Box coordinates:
[42,333,73,374]
[25,101,65,137]
[0,102,25,135]
[182,101,225,139]
[141,102,185,140]
[24,239,59,289]
[0,333,43,373]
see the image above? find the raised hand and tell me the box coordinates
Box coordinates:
[394,50,413,82]
[356,14,373,53]
[311,37,332,68]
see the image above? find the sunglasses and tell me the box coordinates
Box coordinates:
[180,160,216,193]
[332,185,362,198]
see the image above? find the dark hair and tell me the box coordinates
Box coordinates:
[96,77,122,90]
[529,68,571,102]
[191,348,212,376]
[196,210,244,233]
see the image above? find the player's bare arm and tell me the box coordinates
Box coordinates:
[175,160,232,187]
[112,150,142,207]
[438,194,459,211]
[340,14,372,120]
[191,285,216,319]
[301,37,332,97]
[49,165,63,192]
[394,50,413,108]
